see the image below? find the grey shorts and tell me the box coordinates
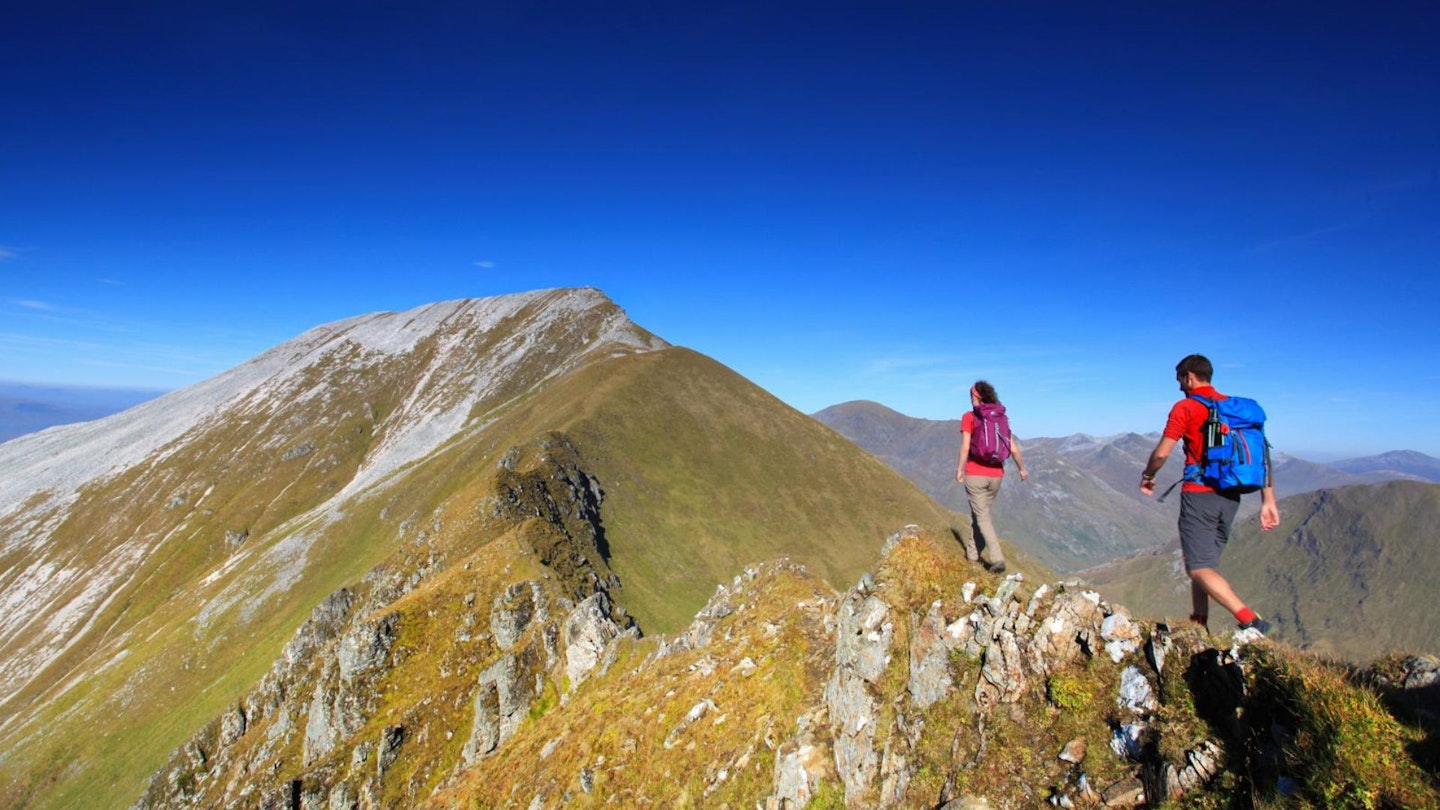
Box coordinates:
[1178,489,1242,571]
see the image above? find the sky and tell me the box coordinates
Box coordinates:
[2,2,1437,460]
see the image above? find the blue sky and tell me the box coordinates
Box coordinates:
[2,2,1437,459]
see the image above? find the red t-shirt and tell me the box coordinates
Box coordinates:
[1163,385,1224,493]
[960,411,1005,478]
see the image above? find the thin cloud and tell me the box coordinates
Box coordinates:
[12,299,55,312]
[1246,222,1360,254]
[0,247,17,262]
[99,278,125,286]
[475,260,497,269]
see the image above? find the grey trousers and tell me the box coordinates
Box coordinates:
[964,474,1007,566]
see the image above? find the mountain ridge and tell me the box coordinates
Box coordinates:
[0,288,1021,808]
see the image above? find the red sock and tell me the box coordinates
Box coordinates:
[1235,607,1257,625]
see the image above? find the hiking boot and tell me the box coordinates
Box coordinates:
[1238,617,1272,636]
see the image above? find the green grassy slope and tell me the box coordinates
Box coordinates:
[477,347,1053,634]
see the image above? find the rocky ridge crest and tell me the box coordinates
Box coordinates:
[137,513,1440,808]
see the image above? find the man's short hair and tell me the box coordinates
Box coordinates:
[1176,354,1213,383]
[973,380,999,404]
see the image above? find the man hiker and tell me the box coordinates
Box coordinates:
[1139,354,1281,634]
[955,380,1028,573]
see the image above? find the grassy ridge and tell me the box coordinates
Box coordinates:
[481,347,1046,634]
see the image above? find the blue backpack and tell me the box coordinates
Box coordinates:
[1159,394,1271,502]
[1188,394,1270,493]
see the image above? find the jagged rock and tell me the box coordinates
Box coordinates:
[219,705,247,746]
[909,600,959,709]
[993,572,1024,607]
[1026,583,1051,617]
[304,661,368,765]
[327,780,358,810]
[826,584,895,802]
[1101,610,1142,663]
[377,725,404,776]
[878,735,914,808]
[1117,666,1156,714]
[771,707,833,808]
[975,628,1027,709]
[1402,654,1440,689]
[1029,589,1104,674]
[492,580,545,650]
[563,591,623,689]
[1145,623,1172,677]
[282,441,315,461]
[462,652,540,764]
[338,613,398,682]
[664,699,717,749]
[1110,723,1144,759]
[284,589,356,670]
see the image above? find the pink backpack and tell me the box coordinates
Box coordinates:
[969,403,1012,465]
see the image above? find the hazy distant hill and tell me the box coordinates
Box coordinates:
[813,400,1429,572]
[0,289,1039,809]
[1082,481,1440,661]
[811,401,1167,571]
[1332,450,1440,482]
[0,383,163,443]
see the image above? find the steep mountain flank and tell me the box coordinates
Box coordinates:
[1084,481,1440,662]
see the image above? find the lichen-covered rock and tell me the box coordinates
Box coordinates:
[1029,588,1104,673]
[771,707,833,808]
[1117,665,1156,715]
[564,591,624,690]
[338,613,397,682]
[1101,609,1142,663]
[909,600,959,709]
[491,580,546,650]
[826,582,895,802]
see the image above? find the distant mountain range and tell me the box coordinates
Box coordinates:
[812,400,1437,572]
[1082,480,1440,662]
[0,382,164,443]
